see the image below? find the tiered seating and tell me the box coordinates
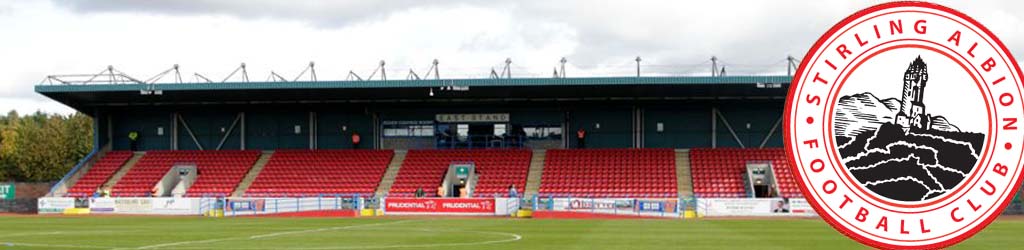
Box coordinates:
[539,149,676,198]
[771,152,802,198]
[390,149,531,197]
[111,150,260,197]
[65,151,133,197]
[245,150,394,197]
[184,151,261,197]
[690,148,800,198]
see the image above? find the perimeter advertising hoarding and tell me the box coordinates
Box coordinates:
[384,198,496,214]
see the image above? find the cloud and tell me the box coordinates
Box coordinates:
[3,0,1022,115]
[58,0,467,27]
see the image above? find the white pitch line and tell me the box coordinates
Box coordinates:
[249,219,417,240]
[166,228,523,250]
[297,230,523,250]
[130,220,416,250]
[1,242,114,249]
[0,231,63,238]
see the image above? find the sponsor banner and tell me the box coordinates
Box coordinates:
[115,198,153,213]
[548,198,678,217]
[150,198,193,212]
[788,198,815,215]
[385,198,495,214]
[225,199,266,212]
[697,198,815,217]
[38,197,75,213]
[564,198,634,211]
[697,198,772,216]
[0,184,13,200]
[88,198,115,212]
[635,199,678,213]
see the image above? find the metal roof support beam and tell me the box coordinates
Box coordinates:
[347,71,363,81]
[759,114,783,148]
[366,60,387,81]
[308,112,316,149]
[292,62,317,82]
[560,57,567,78]
[787,55,801,77]
[240,112,246,150]
[500,58,512,79]
[711,56,718,77]
[215,113,242,150]
[145,64,182,84]
[171,113,178,150]
[267,71,288,82]
[489,68,499,79]
[221,63,249,83]
[176,114,205,150]
[713,108,745,148]
[635,56,642,77]
[193,73,213,83]
[407,69,421,80]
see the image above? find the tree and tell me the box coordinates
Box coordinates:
[0,111,92,182]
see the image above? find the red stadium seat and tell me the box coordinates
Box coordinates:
[110,150,260,197]
[65,151,133,197]
[689,148,801,198]
[390,149,531,197]
[538,149,676,198]
[244,150,393,198]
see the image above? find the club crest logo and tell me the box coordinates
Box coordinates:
[784,2,1024,249]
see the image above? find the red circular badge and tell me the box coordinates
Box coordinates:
[784,2,1024,249]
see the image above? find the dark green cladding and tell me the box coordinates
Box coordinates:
[35,75,792,92]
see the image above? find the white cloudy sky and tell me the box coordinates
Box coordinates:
[1,0,1022,115]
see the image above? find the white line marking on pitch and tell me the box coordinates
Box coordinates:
[129,220,416,250]
[295,230,523,250]
[167,228,524,250]
[249,219,417,239]
[1,241,114,249]
[0,231,63,238]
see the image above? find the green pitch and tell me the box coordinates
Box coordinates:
[0,216,1020,249]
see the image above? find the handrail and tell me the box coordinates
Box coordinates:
[47,148,100,197]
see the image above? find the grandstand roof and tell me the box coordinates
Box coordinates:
[36,75,791,112]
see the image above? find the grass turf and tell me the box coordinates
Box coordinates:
[0,216,1020,249]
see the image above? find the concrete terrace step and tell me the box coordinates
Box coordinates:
[102,151,146,192]
[676,149,693,198]
[523,149,547,198]
[231,151,275,197]
[375,150,406,197]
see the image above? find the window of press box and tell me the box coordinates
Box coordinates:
[523,126,562,140]
[382,122,434,137]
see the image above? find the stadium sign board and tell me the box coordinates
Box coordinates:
[696,198,813,217]
[384,198,496,214]
[0,184,12,200]
[37,197,75,213]
[785,2,1024,249]
[88,198,115,213]
[225,199,266,212]
[435,113,509,123]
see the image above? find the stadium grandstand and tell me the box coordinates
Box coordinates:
[24,59,1024,249]
[27,58,857,222]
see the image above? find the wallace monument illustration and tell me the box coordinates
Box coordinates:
[833,56,985,202]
